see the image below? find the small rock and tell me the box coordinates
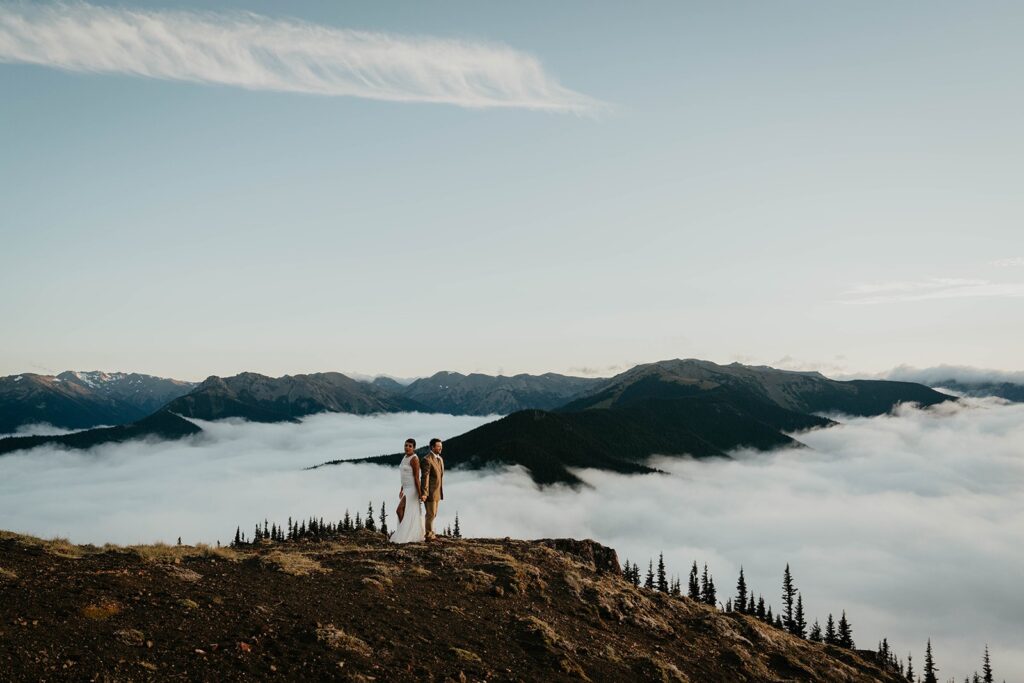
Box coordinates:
[490,585,505,597]
[114,629,145,647]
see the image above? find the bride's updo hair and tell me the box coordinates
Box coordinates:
[405,438,416,448]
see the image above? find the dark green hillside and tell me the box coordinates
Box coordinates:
[563,359,953,416]
[337,394,832,485]
[0,410,200,456]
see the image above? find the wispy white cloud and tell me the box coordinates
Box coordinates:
[992,257,1024,267]
[0,2,601,113]
[839,278,1024,304]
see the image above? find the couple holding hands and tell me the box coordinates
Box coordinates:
[390,437,444,544]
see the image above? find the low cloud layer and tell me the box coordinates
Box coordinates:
[0,2,599,112]
[1,401,1021,679]
[880,364,1024,386]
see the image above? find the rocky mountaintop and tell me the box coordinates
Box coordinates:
[563,358,952,416]
[392,371,604,415]
[164,371,426,422]
[0,371,194,434]
[0,529,906,682]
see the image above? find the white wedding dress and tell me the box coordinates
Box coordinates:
[390,454,425,544]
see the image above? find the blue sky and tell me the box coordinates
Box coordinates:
[2,1,1022,381]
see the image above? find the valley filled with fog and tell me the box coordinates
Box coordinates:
[1,399,1021,679]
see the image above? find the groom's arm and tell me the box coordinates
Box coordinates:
[420,456,431,500]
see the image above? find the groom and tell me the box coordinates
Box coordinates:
[419,437,444,541]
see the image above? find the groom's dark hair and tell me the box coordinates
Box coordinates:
[429,438,441,448]
[405,438,416,448]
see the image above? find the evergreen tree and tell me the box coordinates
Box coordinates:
[453,513,462,538]
[288,517,293,540]
[824,614,837,645]
[379,501,388,536]
[756,595,766,620]
[982,645,993,683]
[343,510,351,531]
[794,593,807,639]
[644,559,655,589]
[355,512,363,530]
[837,611,854,649]
[657,553,668,593]
[631,562,641,587]
[254,524,261,542]
[264,519,269,539]
[725,598,733,612]
[973,673,981,683]
[672,576,681,596]
[766,605,774,624]
[700,564,710,603]
[706,574,717,608]
[923,639,938,683]
[782,564,797,633]
[688,562,700,600]
[877,639,888,665]
[906,653,914,682]
[809,620,822,643]
[747,594,756,614]
[774,614,783,629]
[299,520,306,537]
[234,526,241,547]
[365,502,376,532]
[735,567,748,614]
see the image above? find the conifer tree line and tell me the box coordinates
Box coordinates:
[620,556,1001,682]
[229,504,465,547]
[232,501,390,546]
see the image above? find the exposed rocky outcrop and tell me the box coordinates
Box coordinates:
[0,529,906,682]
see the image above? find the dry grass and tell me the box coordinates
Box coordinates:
[81,599,122,620]
[260,551,327,577]
[450,647,482,664]
[0,530,243,563]
[127,541,246,564]
[0,566,18,581]
[316,624,372,657]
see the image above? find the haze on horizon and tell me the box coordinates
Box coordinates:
[2,1,1022,381]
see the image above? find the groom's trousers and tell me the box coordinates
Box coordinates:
[424,501,439,538]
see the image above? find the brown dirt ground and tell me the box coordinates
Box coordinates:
[0,530,906,682]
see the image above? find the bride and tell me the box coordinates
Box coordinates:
[390,438,425,544]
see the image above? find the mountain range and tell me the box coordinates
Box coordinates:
[0,371,195,435]
[336,359,953,484]
[1,360,956,482]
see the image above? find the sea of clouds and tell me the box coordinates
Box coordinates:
[1,400,1021,680]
